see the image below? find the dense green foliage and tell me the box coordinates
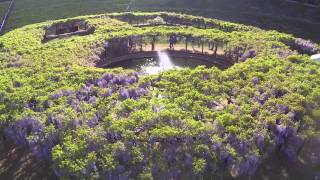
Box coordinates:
[0,12,319,179]
[0,12,298,68]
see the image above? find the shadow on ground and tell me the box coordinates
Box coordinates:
[232,136,320,180]
[0,136,319,179]
[0,141,57,180]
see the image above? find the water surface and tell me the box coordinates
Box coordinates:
[107,51,214,74]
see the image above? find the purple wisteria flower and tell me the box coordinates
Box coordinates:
[4,117,45,151]
[294,38,319,54]
[48,115,63,129]
[119,88,130,99]
[239,49,256,62]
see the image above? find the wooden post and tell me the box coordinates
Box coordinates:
[169,36,172,51]
[214,44,218,57]
[201,40,204,54]
[151,42,154,51]
[129,37,132,52]
[140,36,143,52]
[153,36,157,51]
[185,36,188,51]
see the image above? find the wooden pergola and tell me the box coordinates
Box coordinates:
[104,34,225,59]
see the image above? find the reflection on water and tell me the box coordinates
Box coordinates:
[144,51,175,74]
[107,52,214,74]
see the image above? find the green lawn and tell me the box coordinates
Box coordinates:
[0,1,9,19]
[133,0,320,42]
[6,0,130,30]
[3,0,320,42]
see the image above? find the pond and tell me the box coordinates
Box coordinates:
[106,51,215,74]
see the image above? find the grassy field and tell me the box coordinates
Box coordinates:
[5,0,130,30]
[133,0,320,42]
[3,0,320,43]
[0,1,9,19]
